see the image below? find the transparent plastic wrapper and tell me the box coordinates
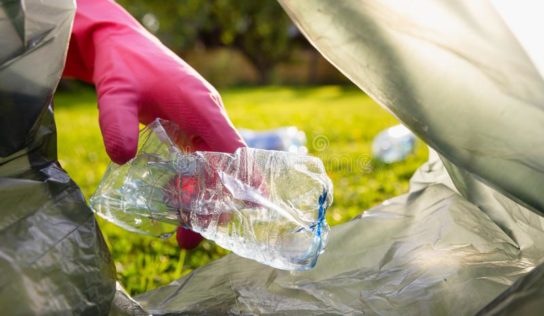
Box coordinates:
[90,119,333,271]
[372,124,416,163]
[239,126,308,155]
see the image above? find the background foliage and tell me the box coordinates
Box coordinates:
[116,0,304,84]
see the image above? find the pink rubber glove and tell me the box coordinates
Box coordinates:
[63,0,245,249]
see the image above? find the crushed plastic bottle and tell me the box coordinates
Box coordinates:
[238,127,308,155]
[372,124,416,163]
[90,119,333,271]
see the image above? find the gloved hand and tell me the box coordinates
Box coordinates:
[63,0,245,249]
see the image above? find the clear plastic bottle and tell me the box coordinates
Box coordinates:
[238,127,308,155]
[90,119,333,271]
[372,124,416,163]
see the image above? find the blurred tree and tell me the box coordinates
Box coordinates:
[117,0,306,84]
[115,0,209,50]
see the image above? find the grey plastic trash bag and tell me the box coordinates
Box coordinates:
[278,0,544,215]
[0,1,118,314]
[133,0,544,315]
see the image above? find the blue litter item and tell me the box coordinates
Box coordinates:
[372,124,416,163]
[239,127,308,155]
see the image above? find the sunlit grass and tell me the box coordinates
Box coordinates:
[54,85,427,295]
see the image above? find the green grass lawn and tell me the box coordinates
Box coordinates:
[54,85,428,295]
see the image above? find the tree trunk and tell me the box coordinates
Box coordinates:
[238,49,275,85]
[255,64,273,85]
[307,49,319,85]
